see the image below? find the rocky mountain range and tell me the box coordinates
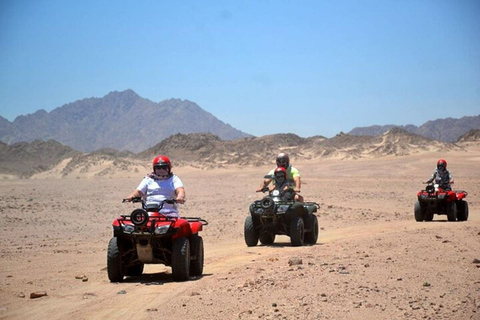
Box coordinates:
[0,90,251,153]
[348,115,480,142]
[3,127,476,178]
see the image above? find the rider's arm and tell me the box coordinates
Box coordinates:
[126,189,144,201]
[175,187,186,203]
[257,178,272,192]
[293,176,301,192]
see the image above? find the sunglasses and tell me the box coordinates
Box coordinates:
[154,165,169,170]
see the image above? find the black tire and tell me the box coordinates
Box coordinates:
[172,237,190,282]
[244,216,259,247]
[414,201,424,222]
[424,210,434,221]
[457,201,469,221]
[126,263,144,277]
[290,216,304,247]
[107,237,124,282]
[446,202,457,222]
[259,233,275,245]
[304,215,318,245]
[190,235,204,277]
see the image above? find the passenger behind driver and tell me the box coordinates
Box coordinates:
[256,152,304,202]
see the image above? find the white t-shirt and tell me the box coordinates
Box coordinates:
[136,174,184,216]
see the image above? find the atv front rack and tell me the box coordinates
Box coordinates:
[182,217,209,225]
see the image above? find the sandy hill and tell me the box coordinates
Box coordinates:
[457,129,480,142]
[0,140,80,178]
[1,128,462,179]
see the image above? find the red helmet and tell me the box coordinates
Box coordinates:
[152,155,172,173]
[276,153,290,168]
[437,159,447,170]
[274,167,287,180]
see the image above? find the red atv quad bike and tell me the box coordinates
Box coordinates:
[415,183,468,222]
[107,197,208,282]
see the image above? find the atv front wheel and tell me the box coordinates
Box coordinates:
[259,233,275,245]
[290,216,304,247]
[107,237,124,282]
[244,216,259,247]
[446,202,457,222]
[414,201,424,222]
[172,237,190,282]
[457,201,469,221]
[190,235,204,277]
[304,215,318,245]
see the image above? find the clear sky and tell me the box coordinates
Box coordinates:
[1,0,479,138]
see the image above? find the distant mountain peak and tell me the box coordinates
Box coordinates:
[0,90,252,152]
[349,115,480,142]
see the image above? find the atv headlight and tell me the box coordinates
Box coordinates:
[277,205,290,213]
[123,224,135,233]
[154,225,170,235]
[272,190,280,197]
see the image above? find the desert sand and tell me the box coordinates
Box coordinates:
[0,147,479,320]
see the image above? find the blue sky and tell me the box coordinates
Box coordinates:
[1,0,479,138]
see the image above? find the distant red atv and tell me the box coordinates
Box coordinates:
[107,198,208,282]
[415,184,468,222]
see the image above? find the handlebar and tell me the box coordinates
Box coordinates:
[122,197,180,204]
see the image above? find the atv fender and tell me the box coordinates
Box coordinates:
[189,221,203,234]
[446,191,456,202]
[172,219,192,240]
[285,202,307,221]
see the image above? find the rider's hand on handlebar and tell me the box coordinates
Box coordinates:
[176,196,186,204]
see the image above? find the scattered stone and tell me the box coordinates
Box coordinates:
[397,278,403,281]
[146,308,158,312]
[83,293,96,299]
[18,292,25,298]
[190,292,200,296]
[422,282,431,287]
[75,275,85,279]
[272,303,277,307]
[473,258,480,264]
[30,291,47,299]
[288,257,303,266]
[117,290,126,295]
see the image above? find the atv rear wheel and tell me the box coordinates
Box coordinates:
[190,235,204,277]
[446,202,457,222]
[290,216,304,247]
[126,263,144,277]
[259,233,275,245]
[107,237,124,282]
[172,237,190,282]
[457,201,469,221]
[414,201,424,222]
[304,215,318,245]
[244,216,259,247]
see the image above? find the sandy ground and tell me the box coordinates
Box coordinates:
[0,147,479,320]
